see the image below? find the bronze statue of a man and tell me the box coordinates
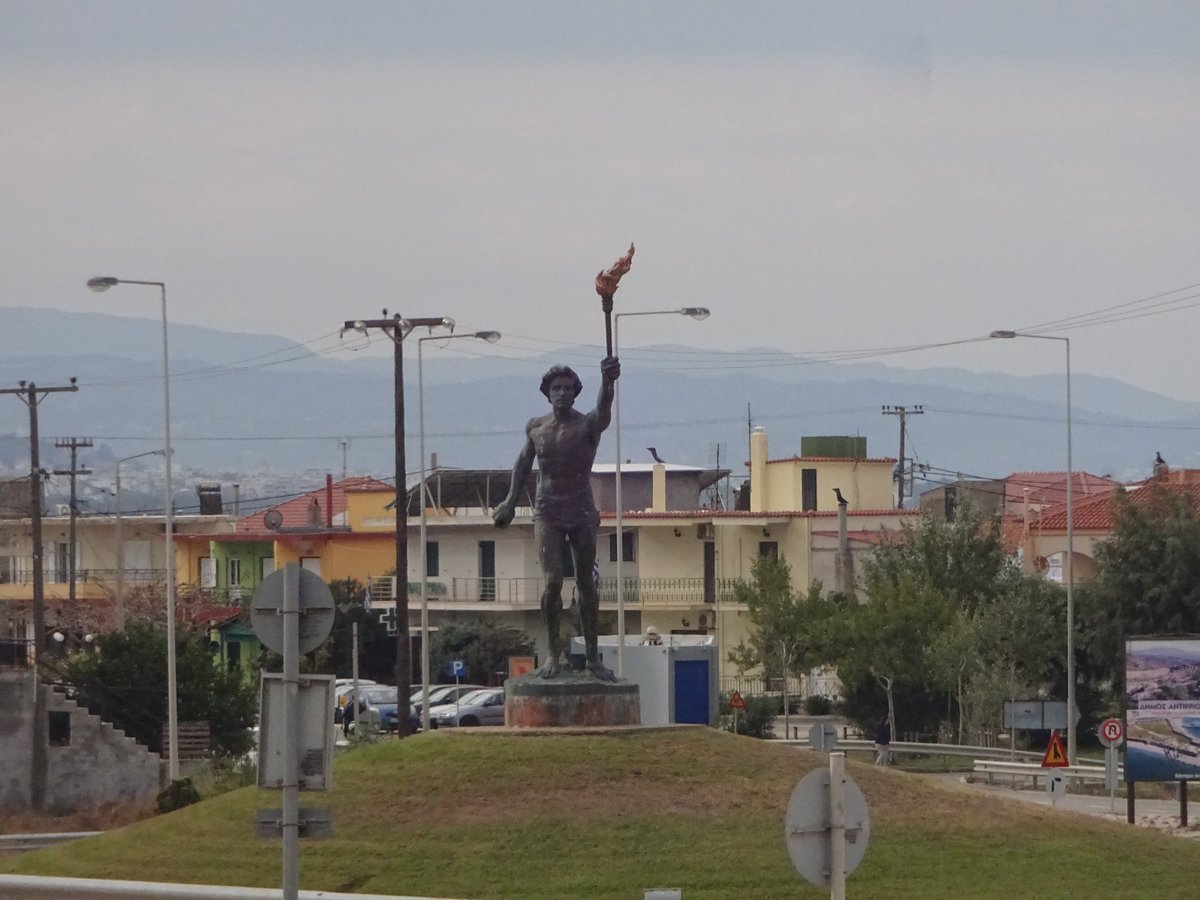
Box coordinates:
[493,356,620,679]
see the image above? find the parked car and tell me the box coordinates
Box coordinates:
[429,687,506,728]
[343,685,403,735]
[334,678,378,724]
[411,683,487,720]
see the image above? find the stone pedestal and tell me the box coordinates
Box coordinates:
[506,673,641,727]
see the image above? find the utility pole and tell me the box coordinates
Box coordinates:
[1,379,78,812]
[53,437,93,604]
[342,312,453,738]
[881,405,923,509]
[339,438,350,480]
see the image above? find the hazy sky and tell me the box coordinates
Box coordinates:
[5,2,1200,399]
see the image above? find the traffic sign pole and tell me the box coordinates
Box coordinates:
[282,565,300,900]
[830,752,847,900]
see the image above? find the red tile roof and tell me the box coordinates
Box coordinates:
[1004,471,1120,508]
[1032,479,1200,532]
[236,476,393,535]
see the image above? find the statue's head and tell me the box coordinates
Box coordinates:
[539,365,583,400]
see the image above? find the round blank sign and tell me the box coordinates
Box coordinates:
[784,768,871,888]
[250,564,336,655]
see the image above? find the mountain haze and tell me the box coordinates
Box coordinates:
[2,307,1197,494]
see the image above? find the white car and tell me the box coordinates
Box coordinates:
[429,687,506,728]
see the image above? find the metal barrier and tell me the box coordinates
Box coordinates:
[0,875,456,900]
[0,832,101,852]
[971,759,1112,788]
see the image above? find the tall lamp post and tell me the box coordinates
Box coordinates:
[85,276,180,780]
[114,449,167,631]
[344,313,454,737]
[416,330,501,730]
[990,329,1075,764]
[613,307,710,677]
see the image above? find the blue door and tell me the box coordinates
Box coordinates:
[673,659,710,724]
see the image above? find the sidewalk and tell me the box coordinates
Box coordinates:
[932,772,1200,839]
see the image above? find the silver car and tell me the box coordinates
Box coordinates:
[429,687,506,727]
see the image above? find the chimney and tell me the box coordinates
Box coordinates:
[651,463,667,512]
[232,483,241,517]
[749,427,768,513]
[326,473,334,527]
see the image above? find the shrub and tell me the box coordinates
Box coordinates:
[804,695,833,715]
[156,778,201,814]
[722,693,778,739]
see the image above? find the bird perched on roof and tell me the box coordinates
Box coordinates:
[833,487,847,506]
[647,447,666,464]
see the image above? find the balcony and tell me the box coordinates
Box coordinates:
[366,575,743,609]
[0,561,167,586]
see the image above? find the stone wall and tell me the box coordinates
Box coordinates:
[0,670,165,813]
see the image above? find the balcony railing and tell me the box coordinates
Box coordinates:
[366,575,743,609]
[0,639,34,669]
[0,562,167,586]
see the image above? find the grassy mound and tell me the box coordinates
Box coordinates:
[4,727,1199,899]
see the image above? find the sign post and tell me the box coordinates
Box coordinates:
[251,564,336,900]
[784,752,871,899]
[729,690,746,733]
[1098,718,1125,812]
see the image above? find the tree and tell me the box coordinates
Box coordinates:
[322,578,396,683]
[727,554,839,688]
[428,619,535,685]
[1079,483,1200,706]
[65,620,258,756]
[832,573,954,738]
[836,500,1038,739]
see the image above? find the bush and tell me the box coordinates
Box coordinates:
[722,693,778,739]
[156,778,201,813]
[804,695,833,715]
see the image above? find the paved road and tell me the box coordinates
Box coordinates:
[931,771,1199,837]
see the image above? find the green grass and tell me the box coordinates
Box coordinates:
[5,727,1200,899]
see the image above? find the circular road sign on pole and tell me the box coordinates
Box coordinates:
[784,754,870,892]
[251,564,336,655]
[1098,718,1125,749]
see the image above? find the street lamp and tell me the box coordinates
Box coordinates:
[613,307,710,677]
[86,276,181,781]
[990,329,1076,764]
[417,330,501,730]
[114,449,167,631]
[343,313,454,737]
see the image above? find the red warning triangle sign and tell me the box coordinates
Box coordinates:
[1041,730,1069,768]
[728,691,747,710]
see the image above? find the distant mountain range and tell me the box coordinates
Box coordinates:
[3,306,1199,503]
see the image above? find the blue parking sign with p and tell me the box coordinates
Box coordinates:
[447,659,466,678]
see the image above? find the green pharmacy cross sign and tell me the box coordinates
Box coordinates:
[377,607,397,635]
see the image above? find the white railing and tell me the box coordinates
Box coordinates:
[0,875,453,899]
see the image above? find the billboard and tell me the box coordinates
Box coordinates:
[1125,638,1200,782]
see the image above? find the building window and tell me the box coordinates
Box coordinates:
[199,557,216,589]
[301,557,322,576]
[227,557,242,587]
[801,468,817,511]
[49,710,71,746]
[52,542,70,583]
[426,541,439,578]
[609,532,636,563]
[759,541,779,560]
[260,557,275,580]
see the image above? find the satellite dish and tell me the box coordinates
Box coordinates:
[263,510,283,531]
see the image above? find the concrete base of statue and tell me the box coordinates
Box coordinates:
[505,671,641,727]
